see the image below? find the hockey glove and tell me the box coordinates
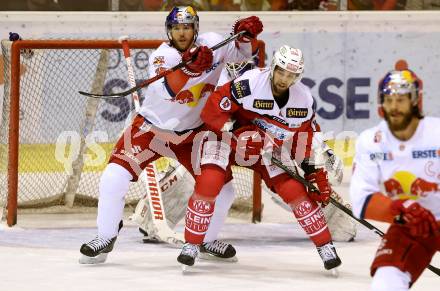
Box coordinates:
[232,125,264,160]
[391,199,439,238]
[305,168,331,205]
[181,46,213,77]
[233,16,263,42]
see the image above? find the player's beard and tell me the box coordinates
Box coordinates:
[383,108,414,131]
[173,38,192,51]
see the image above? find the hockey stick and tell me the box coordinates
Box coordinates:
[120,37,141,112]
[268,155,440,277]
[120,37,184,246]
[79,31,246,99]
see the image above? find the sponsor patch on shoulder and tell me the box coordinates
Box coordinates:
[253,99,274,110]
[153,56,165,67]
[219,96,232,111]
[231,79,251,99]
[286,107,308,118]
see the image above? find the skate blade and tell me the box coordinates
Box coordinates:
[199,252,238,263]
[164,236,184,247]
[328,267,339,278]
[79,253,108,264]
[181,264,193,274]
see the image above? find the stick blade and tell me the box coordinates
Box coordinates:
[78,90,124,99]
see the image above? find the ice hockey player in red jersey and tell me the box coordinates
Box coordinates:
[177,45,342,271]
[78,5,263,264]
[350,61,440,290]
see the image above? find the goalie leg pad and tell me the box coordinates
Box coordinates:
[322,192,357,242]
[132,165,194,238]
[200,140,231,170]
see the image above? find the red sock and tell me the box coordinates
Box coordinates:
[275,177,332,246]
[292,199,331,246]
[184,165,226,244]
[185,194,215,244]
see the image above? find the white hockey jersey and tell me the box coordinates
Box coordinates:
[202,67,319,166]
[139,32,254,132]
[350,117,440,220]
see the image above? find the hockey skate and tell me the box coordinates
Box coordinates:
[177,243,200,272]
[79,220,123,264]
[200,240,237,262]
[316,241,341,276]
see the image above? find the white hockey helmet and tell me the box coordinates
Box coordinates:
[270,45,304,85]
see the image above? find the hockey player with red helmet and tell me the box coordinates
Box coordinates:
[78,5,263,264]
[350,61,440,290]
[178,45,342,272]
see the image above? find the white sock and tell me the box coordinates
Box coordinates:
[97,163,133,238]
[371,266,411,291]
[204,181,235,243]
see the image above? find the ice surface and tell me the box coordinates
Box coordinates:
[1,179,438,291]
[1,217,439,291]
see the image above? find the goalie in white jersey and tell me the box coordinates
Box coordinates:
[350,62,440,290]
[177,45,342,271]
[78,5,263,264]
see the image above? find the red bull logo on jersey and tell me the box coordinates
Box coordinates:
[171,83,215,107]
[384,170,438,199]
[153,56,165,67]
[412,148,440,159]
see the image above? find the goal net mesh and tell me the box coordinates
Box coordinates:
[0,39,262,223]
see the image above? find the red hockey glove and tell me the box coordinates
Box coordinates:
[181,46,213,77]
[391,199,439,238]
[410,178,438,196]
[305,168,331,205]
[233,16,263,42]
[232,125,264,159]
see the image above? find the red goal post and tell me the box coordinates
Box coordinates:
[0,38,265,226]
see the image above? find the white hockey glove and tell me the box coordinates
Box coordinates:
[312,134,343,186]
[323,148,343,186]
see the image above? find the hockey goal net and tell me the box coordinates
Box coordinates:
[0,38,265,227]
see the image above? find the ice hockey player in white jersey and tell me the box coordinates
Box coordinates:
[349,61,440,290]
[78,5,263,264]
[177,45,342,271]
